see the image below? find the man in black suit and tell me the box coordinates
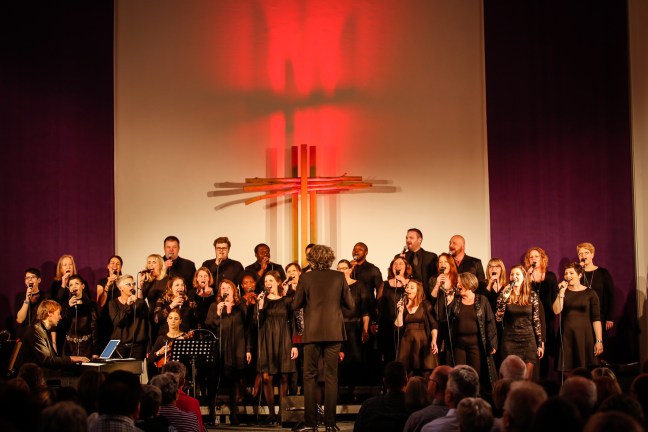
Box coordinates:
[292,245,355,432]
[20,299,89,376]
[403,228,438,295]
[163,235,196,289]
[449,235,486,287]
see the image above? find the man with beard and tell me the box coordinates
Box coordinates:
[402,228,438,296]
[449,235,485,287]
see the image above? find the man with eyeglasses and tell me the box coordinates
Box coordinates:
[201,236,244,288]
[107,275,149,360]
[15,268,49,340]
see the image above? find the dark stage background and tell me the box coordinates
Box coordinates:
[0,1,637,363]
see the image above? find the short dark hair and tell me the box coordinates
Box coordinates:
[354,242,368,251]
[98,371,142,416]
[150,373,178,406]
[25,268,41,279]
[448,365,480,406]
[383,361,407,390]
[213,237,231,248]
[254,243,269,254]
[106,255,123,266]
[164,235,180,245]
[139,384,162,420]
[408,228,423,239]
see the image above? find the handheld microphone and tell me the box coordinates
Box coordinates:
[491,272,497,277]
[440,267,446,273]
[352,254,359,262]
[112,270,118,276]
[223,292,229,300]
[140,268,153,274]
[28,282,34,297]
[580,258,586,267]
[530,262,536,269]
[402,246,408,255]
[286,276,294,283]
[396,269,401,276]
[130,288,136,295]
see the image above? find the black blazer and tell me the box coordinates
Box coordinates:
[292,269,355,343]
[405,248,438,293]
[20,322,74,371]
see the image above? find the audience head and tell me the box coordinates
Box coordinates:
[150,372,178,406]
[597,394,644,425]
[591,366,616,381]
[630,373,648,418]
[584,412,643,432]
[503,381,547,432]
[560,376,597,421]
[405,376,431,412]
[39,401,88,432]
[492,378,513,413]
[162,361,187,387]
[383,361,408,391]
[97,370,142,418]
[139,384,162,420]
[428,365,452,401]
[531,396,583,432]
[457,397,493,432]
[500,355,527,381]
[446,365,480,408]
[77,370,105,415]
[593,376,621,407]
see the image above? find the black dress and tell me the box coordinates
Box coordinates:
[530,272,558,376]
[557,288,600,371]
[62,295,99,358]
[256,296,295,374]
[496,291,542,364]
[396,300,438,372]
[581,267,614,325]
[205,302,247,370]
[378,281,406,363]
[342,280,369,365]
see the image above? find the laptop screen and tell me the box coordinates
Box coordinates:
[99,339,120,359]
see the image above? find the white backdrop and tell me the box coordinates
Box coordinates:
[114,0,490,276]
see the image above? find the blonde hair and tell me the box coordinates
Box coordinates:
[508,265,532,306]
[54,255,77,281]
[577,242,595,255]
[36,300,61,322]
[487,258,507,287]
[144,254,167,281]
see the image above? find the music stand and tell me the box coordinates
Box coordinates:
[171,339,217,397]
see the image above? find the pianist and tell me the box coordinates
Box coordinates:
[20,300,89,376]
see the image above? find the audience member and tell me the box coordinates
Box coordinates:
[502,381,547,432]
[403,365,452,432]
[39,401,88,432]
[583,412,643,432]
[593,376,621,408]
[90,370,142,432]
[457,397,493,432]
[421,365,480,432]
[630,373,648,420]
[161,361,203,431]
[597,394,645,427]
[559,376,597,422]
[77,370,105,416]
[406,376,432,412]
[18,363,53,407]
[136,384,171,432]
[491,378,513,418]
[150,372,199,432]
[499,355,527,381]
[353,361,409,432]
[530,396,583,432]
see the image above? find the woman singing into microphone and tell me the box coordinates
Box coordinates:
[378,256,412,363]
[553,262,603,373]
[495,265,543,378]
[63,275,99,359]
[430,253,458,365]
[205,279,250,425]
[395,279,438,376]
[248,270,298,425]
[153,276,197,335]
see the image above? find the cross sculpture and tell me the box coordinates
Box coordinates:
[243,144,372,262]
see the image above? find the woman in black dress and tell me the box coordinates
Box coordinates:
[577,242,615,333]
[337,259,370,398]
[139,254,168,305]
[429,253,458,365]
[524,246,557,378]
[52,254,77,351]
[378,256,412,363]
[553,262,603,373]
[191,267,216,330]
[495,265,543,378]
[446,272,498,392]
[249,270,298,424]
[96,255,123,310]
[395,279,438,376]
[205,279,249,425]
[63,275,99,359]
[153,275,197,335]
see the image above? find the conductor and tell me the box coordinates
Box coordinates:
[292,244,355,432]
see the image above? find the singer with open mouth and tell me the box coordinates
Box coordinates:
[62,275,99,359]
[250,270,298,425]
[553,262,603,373]
[495,265,543,379]
[524,246,558,379]
[378,256,413,364]
[395,279,438,376]
[205,279,250,426]
[430,253,458,366]
[108,275,149,360]
[153,276,197,335]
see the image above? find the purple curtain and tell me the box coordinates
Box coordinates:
[0,4,115,333]
[485,1,636,363]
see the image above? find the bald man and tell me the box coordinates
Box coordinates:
[449,235,485,286]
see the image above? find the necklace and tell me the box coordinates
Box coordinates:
[582,269,595,290]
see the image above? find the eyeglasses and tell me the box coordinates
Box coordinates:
[215,247,229,251]
[121,282,136,287]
